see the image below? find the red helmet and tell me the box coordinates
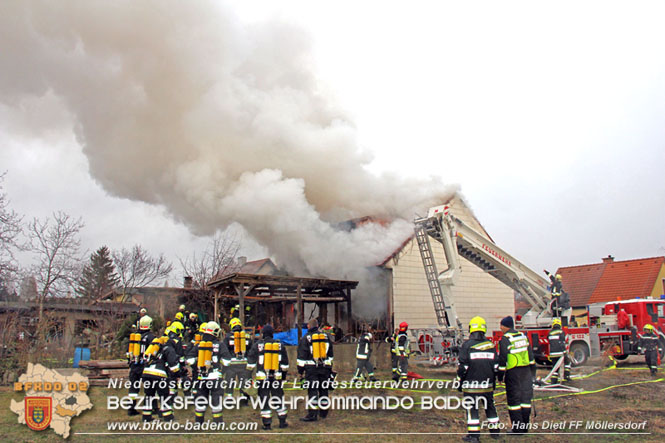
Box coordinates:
[399,321,409,331]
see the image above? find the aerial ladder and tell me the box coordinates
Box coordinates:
[414,204,567,334]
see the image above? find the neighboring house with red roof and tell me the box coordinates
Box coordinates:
[237,257,279,275]
[556,256,665,318]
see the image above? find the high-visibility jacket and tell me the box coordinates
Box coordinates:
[356,333,373,359]
[457,332,497,393]
[394,332,410,357]
[247,338,289,380]
[548,326,567,357]
[297,328,334,372]
[498,329,535,372]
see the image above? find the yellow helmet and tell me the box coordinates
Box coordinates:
[469,316,487,334]
[139,315,153,331]
[555,274,562,281]
[170,321,184,337]
[199,322,208,333]
[644,324,655,331]
[189,312,197,321]
[205,321,221,337]
[552,318,562,327]
[229,318,242,330]
[175,312,184,321]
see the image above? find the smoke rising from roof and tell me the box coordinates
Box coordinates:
[0,1,454,316]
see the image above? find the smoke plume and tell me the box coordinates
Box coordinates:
[0,1,454,317]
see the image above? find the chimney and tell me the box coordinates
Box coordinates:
[237,256,247,267]
[183,276,193,289]
[602,255,615,264]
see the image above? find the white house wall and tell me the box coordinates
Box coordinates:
[388,198,515,332]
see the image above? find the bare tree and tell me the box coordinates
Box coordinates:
[179,231,241,289]
[0,172,23,276]
[27,212,84,324]
[113,245,173,301]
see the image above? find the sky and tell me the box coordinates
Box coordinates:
[1,0,664,287]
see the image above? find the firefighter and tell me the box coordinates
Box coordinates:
[298,318,334,421]
[395,322,410,381]
[247,324,290,430]
[164,321,186,396]
[223,318,252,401]
[352,331,377,382]
[638,324,662,376]
[184,322,207,396]
[141,334,181,422]
[457,316,500,442]
[547,318,570,383]
[385,328,399,381]
[185,312,200,342]
[497,316,536,434]
[193,321,231,423]
[127,315,155,416]
[174,311,185,324]
[544,270,563,317]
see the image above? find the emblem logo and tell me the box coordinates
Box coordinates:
[25,397,52,431]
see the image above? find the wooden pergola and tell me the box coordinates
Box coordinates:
[207,273,358,337]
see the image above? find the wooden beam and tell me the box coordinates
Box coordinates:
[296,283,303,339]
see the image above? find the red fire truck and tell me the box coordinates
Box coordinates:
[414,205,665,366]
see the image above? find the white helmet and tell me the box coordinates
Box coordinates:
[205,321,221,338]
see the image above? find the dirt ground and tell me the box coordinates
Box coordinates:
[2,355,663,442]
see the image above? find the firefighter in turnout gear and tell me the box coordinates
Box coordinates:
[127,315,155,416]
[352,331,377,382]
[385,328,399,381]
[547,318,571,383]
[395,322,410,381]
[140,335,181,421]
[223,318,252,401]
[193,321,231,423]
[298,318,334,422]
[457,316,500,442]
[247,324,290,430]
[544,270,563,317]
[497,316,536,434]
[184,322,207,394]
[638,324,663,376]
[164,322,186,397]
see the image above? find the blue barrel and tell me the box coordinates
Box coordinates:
[73,347,91,368]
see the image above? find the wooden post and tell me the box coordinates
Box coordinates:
[214,291,219,323]
[346,288,353,335]
[296,284,303,339]
[239,284,245,326]
[335,302,341,327]
[320,303,328,326]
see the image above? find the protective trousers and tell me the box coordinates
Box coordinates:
[551,354,571,383]
[398,356,409,380]
[225,363,249,397]
[464,392,499,437]
[127,363,144,413]
[391,353,398,380]
[141,377,173,422]
[505,366,533,434]
[195,379,224,423]
[353,359,375,380]
[646,350,658,375]
[257,379,287,427]
[305,367,331,418]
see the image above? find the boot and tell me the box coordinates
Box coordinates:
[461,435,479,442]
[279,416,289,429]
[262,418,272,430]
[128,400,140,416]
[300,410,318,422]
[162,413,174,422]
[142,413,153,423]
[318,409,329,419]
[213,413,223,424]
[195,414,205,424]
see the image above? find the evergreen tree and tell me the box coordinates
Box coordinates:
[77,246,119,302]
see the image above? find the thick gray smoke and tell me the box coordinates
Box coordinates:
[0,1,454,317]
